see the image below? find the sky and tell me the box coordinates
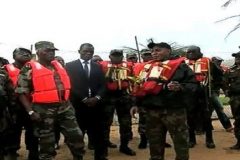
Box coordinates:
[0,0,239,62]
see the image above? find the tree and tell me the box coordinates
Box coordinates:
[217,0,240,38]
[122,38,188,60]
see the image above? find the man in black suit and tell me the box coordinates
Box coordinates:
[65,43,108,160]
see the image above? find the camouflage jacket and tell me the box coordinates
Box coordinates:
[15,64,32,95]
[224,65,240,96]
[0,67,15,104]
[0,68,14,132]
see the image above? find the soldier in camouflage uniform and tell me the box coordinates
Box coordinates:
[185,46,216,149]
[210,56,232,132]
[126,53,138,63]
[2,48,39,160]
[15,41,84,160]
[99,50,136,156]
[0,58,17,160]
[136,49,152,149]
[224,51,240,149]
[131,42,197,160]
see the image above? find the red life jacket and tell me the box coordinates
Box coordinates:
[100,61,132,91]
[4,64,20,87]
[27,60,71,103]
[133,62,145,76]
[185,57,210,83]
[132,57,185,97]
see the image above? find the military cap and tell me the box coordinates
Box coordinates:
[35,41,58,51]
[212,56,224,61]
[110,49,123,56]
[140,49,151,55]
[126,53,137,58]
[187,45,202,54]
[147,42,171,50]
[232,51,240,57]
[13,48,31,55]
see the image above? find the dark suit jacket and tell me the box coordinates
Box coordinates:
[66,59,106,106]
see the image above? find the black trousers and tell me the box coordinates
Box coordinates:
[73,101,108,160]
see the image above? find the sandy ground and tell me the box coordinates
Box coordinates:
[18,120,240,160]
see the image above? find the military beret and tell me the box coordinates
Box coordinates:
[13,48,32,55]
[110,49,123,56]
[35,41,58,51]
[187,45,202,54]
[126,53,137,58]
[140,49,151,55]
[147,42,171,50]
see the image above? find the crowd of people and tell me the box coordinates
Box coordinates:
[0,40,239,160]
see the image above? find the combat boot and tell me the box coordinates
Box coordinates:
[73,155,83,160]
[205,130,215,149]
[138,134,147,149]
[0,153,3,160]
[119,140,136,156]
[88,142,94,150]
[28,150,39,160]
[107,141,117,148]
[189,133,196,148]
[165,142,172,148]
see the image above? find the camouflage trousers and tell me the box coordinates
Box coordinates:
[229,95,240,140]
[138,107,147,135]
[103,96,133,143]
[32,101,84,160]
[145,108,189,160]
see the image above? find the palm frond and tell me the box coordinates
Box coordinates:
[225,22,240,39]
[222,0,236,7]
[138,43,147,48]
[122,46,138,52]
[122,46,138,54]
[216,14,240,23]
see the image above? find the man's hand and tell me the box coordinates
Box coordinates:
[30,112,41,122]
[167,81,182,91]
[130,106,138,118]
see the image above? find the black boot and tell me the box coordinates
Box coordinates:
[119,140,136,156]
[189,128,196,148]
[0,153,3,160]
[107,141,117,148]
[73,155,83,160]
[28,150,39,160]
[206,130,215,149]
[138,134,147,149]
[88,142,95,150]
[164,142,172,148]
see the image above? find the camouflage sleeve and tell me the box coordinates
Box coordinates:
[222,70,230,92]
[15,65,33,94]
[0,68,7,96]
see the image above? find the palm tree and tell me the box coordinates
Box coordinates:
[217,0,240,38]
[122,38,188,60]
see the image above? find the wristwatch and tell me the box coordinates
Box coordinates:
[28,110,34,116]
[95,96,101,100]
